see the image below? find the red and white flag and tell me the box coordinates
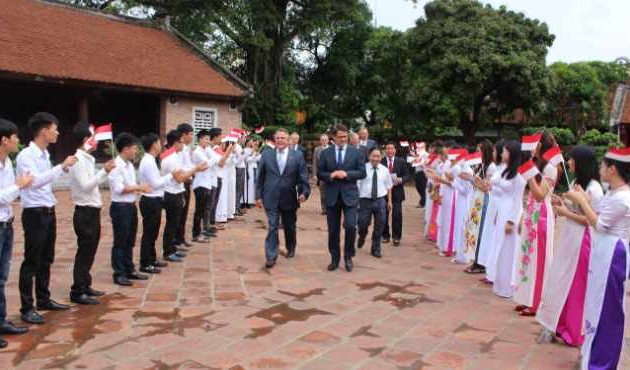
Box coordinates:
[543,146,564,167]
[518,160,539,181]
[605,147,630,163]
[465,151,482,166]
[254,126,265,134]
[521,133,542,151]
[447,148,467,161]
[427,154,439,166]
[94,123,113,141]
[399,140,410,147]
[231,128,248,137]
[221,133,240,143]
[159,146,177,161]
[83,136,97,151]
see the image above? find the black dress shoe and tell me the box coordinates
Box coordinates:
[265,260,275,269]
[0,321,28,335]
[86,287,106,297]
[127,272,149,280]
[153,261,168,268]
[371,251,382,258]
[70,294,99,305]
[382,238,390,244]
[0,338,6,349]
[114,276,133,286]
[393,240,401,246]
[286,250,295,258]
[37,300,70,311]
[357,237,365,249]
[175,250,187,258]
[140,265,161,274]
[327,263,338,271]
[21,310,45,325]
[164,254,183,262]
[344,258,353,272]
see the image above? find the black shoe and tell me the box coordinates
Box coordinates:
[153,261,168,268]
[393,240,401,247]
[265,260,275,269]
[114,276,133,286]
[86,287,106,297]
[165,254,184,262]
[371,251,382,258]
[0,321,28,335]
[357,237,365,249]
[382,238,390,244]
[37,300,70,311]
[70,294,99,306]
[175,250,187,258]
[21,310,45,325]
[286,250,295,258]
[140,265,161,274]
[344,257,353,272]
[327,263,338,271]
[127,272,149,280]
[0,338,6,348]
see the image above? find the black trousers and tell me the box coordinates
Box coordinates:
[208,178,222,225]
[236,168,246,210]
[19,207,56,312]
[264,207,297,262]
[71,206,101,295]
[415,171,427,207]
[110,202,137,279]
[163,192,184,257]
[203,187,217,233]
[358,197,387,254]
[193,187,210,238]
[383,201,403,241]
[139,196,163,267]
[326,197,357,265]
[174,182,191,244]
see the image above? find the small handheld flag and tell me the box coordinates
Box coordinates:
[159,146,177,161]
[231,128,248,137]
[521,133,542,152]
[465,152,482,167]
[94,123,113,142]
[543,146,564,167]
[518,160,539,181]
[221,133,240,143]
[427,154,438,167]
[254,126,265,134]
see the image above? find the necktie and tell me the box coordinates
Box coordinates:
[371,166,378,200]
[388,158,394,173]
[337,147,344,167]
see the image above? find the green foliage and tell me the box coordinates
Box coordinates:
[580,129,621,147]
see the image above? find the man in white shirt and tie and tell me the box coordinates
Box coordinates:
[357,148,393,258]
[68,122,116,305]
[16,112,78,324]
[0,119,33,347]
[108,133,151,287]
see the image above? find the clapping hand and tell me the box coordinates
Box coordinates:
[16,173,34,189]
[103,160,116,173]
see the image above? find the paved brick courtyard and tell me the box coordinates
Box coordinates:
[0,186,627,369]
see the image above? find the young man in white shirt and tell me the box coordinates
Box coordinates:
[205,128,233,232]
[138,133,188,274]
[192,130,219,242]
[357,148,393,258]
[161,130,207,261]
[234,134,247,216]
[16,112,78,325]
[108,133,151,287]
[68,122,116,305]
[0,119,33,347]
[174,123,195,247]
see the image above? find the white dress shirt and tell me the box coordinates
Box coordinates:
[179,144,194,171]
[138,153,173,198]
[0,156,20,221]
[192,146,219,190]
[206,146,221,187]
[68,150,107,208]
[212,145,228,179]
[161,150,185,195]
[233,143,246,169]
[276,148,288,174]
[358,163,393,199]
[108,155,138,203]
[16,141,64,208]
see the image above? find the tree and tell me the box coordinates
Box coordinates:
[408,0,555,143]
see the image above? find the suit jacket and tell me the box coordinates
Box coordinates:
[317,145,367,207]
[291,144,307,161]
[382,156,409,203]
[312,145,328,180]
[355,144,370,162]
[361,139,377,153]
[256,149,310,210]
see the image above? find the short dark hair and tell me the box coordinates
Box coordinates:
[196,129,210,140]
[115,132,139,153]
[369,147,382,155]
[385,141,397,148]
[209,128,222,140]
[331,124,349,135]
[177,123,193,135]
[0,118,19,142]
[73,121,92,148]
[603,157,630,184]
[166,129,183,147]
[140,133,160,152]
[28,112,58,137]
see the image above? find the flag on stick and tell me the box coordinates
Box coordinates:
[465,151,482,167]
[521,133,542,151]
[518,160,539,181]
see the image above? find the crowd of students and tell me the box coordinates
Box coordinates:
[422,133,630,370]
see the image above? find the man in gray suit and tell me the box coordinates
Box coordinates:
[312,133,329,214]
[256,129,310,268]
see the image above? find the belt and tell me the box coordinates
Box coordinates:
[75,205,101,210]
[360,196,386,201]
[27,206,55,214]
[0,217,13,228]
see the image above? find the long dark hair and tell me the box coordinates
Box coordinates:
[603,157,630,184]
[494,139,505,166]
[502,140,521,180]
[479,139,493,175]
[570,145,600,189]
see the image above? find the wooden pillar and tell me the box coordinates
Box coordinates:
[78,96,89,122]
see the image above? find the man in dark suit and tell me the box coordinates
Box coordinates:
[289,132,308,160]
[381,141,410,246]
[317,124,367,272]
[256,129,310,268]
[358,128,377,153]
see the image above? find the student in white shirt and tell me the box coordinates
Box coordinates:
[192,130,219,242]
[16,112,77,325]
[174,123,195,247]
[138,133,188,274]
[161,130,207,262]
[108,133,151,287]
[205,128,233,231]
[234,135,247,216]
[0,119,33,348]
[357,148,393,258]
[68,122,115,305]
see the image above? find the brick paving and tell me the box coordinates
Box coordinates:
[0,187,628,369]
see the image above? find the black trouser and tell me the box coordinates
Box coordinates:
[415,171,427,207]
[383,201,403,241]
[236,168,246,210]
[207,178,222,225]
[139,196,163,267]
[326,197,357,265]
[264,207,297,262]
[71,206,101,296]
[193,187,210,238]
[358,197,387,254]
[110,202,137,279]
[163,192,184,257]
[203,187,217,233]
[174,182,191,244]
[19,207,56,313]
